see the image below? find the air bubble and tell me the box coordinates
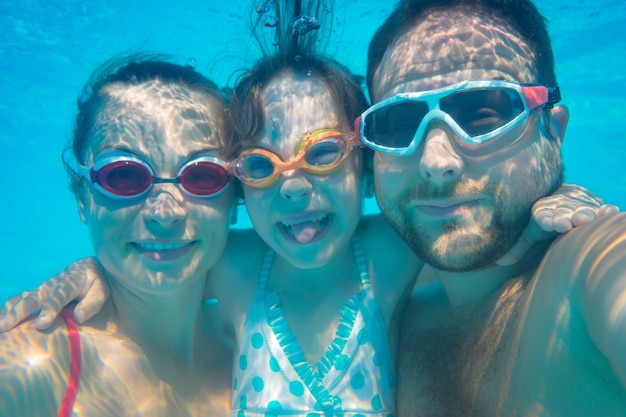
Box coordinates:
[290,15,320,36]
[256,0,279,27]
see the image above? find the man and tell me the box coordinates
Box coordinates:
[360,0,626,415]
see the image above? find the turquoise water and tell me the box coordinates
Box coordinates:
[0,0,625,302]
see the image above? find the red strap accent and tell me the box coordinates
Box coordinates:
[58,309,81,417]
[521,85,548,110]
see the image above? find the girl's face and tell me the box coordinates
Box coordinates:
[242,71,365,269]
[78,81,235,293]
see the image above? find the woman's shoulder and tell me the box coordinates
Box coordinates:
[0,314,80,415]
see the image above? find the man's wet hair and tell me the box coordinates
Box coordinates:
[366,0,557,96]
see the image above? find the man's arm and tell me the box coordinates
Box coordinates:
[577,212,626,388]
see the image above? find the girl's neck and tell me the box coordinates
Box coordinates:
[269,235,357,292]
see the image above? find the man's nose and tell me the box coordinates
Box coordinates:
[419,126,464,184]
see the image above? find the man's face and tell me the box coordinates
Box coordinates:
[370,8,566,272]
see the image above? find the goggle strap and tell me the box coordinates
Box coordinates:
[546,86,561,109]
[354,117,362,138]
[522,85,561,110]
[62,148,90,180]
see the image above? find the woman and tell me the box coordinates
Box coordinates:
[0,57,236,416]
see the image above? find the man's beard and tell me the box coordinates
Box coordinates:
[398,197,530,272]
[376,123,565,272]
[396,177,533,271]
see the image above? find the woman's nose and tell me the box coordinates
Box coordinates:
[143,189,187,227]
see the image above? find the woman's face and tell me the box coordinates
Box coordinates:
[242,71,365,269]
[79,81,234,292]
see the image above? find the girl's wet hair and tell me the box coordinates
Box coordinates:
[67,54,232,197]
[230,52,368,151]
[366,0,557,95]
[229,0,371,161]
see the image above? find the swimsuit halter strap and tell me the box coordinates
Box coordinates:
[352,235,371,288]
[58,309,81,417]
[258,248,275,289]
[257,235,369,290]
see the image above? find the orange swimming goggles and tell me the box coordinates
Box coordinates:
[230,128,361,189]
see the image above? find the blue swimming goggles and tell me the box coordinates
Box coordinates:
[356,80,561,156]
[63,149,232,200]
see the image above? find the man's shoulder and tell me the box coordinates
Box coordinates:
[537,212,626,283]
[550,211,626,252]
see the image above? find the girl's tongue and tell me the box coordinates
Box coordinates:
[290,219,321,243]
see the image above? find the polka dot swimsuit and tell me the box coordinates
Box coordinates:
[230,237,396,417]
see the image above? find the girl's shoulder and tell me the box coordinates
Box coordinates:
[221,228,268,267]
[356,214,424,322]
[358,214,415,259]
[207,228,268,320]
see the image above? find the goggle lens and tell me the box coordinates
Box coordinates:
[240,155,275,182]
[304,138,347,169]
[440,88,524,136]
[363,101,427,149]
[94,160,153,197]
[179,161,231,196]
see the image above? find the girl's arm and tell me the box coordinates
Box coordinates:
[0,258,108,331]
[497,184,618,266]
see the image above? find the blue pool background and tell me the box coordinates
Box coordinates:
[0,0,625,302]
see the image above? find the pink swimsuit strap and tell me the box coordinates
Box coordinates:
[58,309,81,417]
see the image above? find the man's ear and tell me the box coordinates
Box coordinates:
[548,105,569,147]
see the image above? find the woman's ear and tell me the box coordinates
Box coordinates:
[76,182,93,225]
[78,199,88,224]
[548,105,569,147]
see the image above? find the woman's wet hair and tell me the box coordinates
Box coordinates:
[366,0,558,95]
[67,54,232,197]
[229,0,371,162]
